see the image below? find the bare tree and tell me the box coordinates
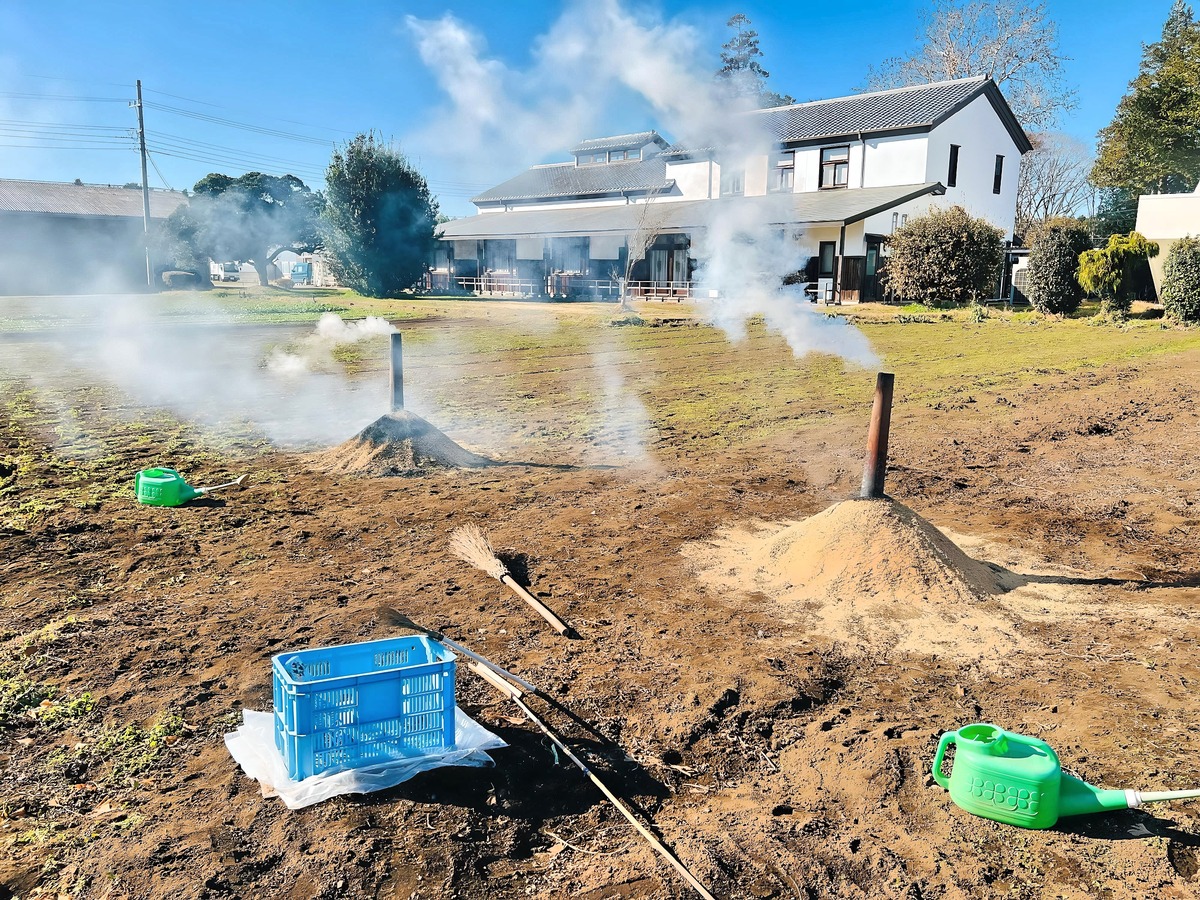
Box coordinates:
[618,188,669,311]
[863,0,1075,131]
[1015,132,1096,239]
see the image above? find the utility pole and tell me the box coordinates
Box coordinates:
[135,80,153,289]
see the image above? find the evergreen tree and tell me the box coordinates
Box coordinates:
[323,134,440,298]
[1091,1,1200,195]
[717,14,796,108]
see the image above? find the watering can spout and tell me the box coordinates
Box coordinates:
[1056,774,1132,818]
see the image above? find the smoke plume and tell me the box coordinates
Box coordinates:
[405,0,880,367]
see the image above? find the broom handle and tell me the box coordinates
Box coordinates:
[499,574,572,636]
[510,695,717,900]
[435,634,539,694]
[464,664,715,900]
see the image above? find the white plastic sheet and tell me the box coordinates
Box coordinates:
[225,707,507,809]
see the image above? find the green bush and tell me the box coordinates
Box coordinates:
[1160,236,1200,322]
[1078,231,1159,316]
[1026,220,1092,314]
[882,205,1005,307]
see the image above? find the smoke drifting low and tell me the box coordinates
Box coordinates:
[0,297,396,448]
[267,313,395,376]
[406,0,879,367]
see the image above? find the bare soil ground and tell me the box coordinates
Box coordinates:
[4,298,1200,899]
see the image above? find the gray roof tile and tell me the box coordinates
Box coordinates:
[755,76,1006,144]
[473,157,674,204]
[569,132,666,154]
[0,179,188,218]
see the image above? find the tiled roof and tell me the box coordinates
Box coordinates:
[569,132,667,155]
[441,182,944,239]
[755,76,1030,151]
[472,157,674,204]
[0,179,188,218]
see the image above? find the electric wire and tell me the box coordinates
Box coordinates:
[144,101,335,146]
[145,150,175,191]
[143,87,358,137]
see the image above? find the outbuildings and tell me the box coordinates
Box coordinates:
[0,179,187,295]
[437,76,1031,303]
[1135,182,1200,295]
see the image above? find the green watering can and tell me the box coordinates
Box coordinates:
[134,468,246,507]
[933,723,1200,829]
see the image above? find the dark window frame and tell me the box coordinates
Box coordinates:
[770,153,795,193]
[993,154,1004,194]
[947,144,960,188]
[819,145,850,190]
[720,166,746,197]
[818,241,837,278]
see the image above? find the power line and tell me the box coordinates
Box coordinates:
[144,101,335,146]
[0,91,129,102]
[143,86,358,137]
[145,149,174,191]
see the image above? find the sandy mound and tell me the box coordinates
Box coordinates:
[684,498,1025,668]
[311,411,493,476]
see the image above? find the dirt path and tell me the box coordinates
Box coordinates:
[3,306,1200,899]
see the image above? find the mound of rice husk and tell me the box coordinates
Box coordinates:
[311,411,493,476]
[684,498,1024,668]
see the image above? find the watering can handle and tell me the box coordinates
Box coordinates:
[1004,730,1060,766]
[932,731,956,789]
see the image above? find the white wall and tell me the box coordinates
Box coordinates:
[664,159,715,200]
[924,93,1023,239]
[1135,191,1200,291]
[862,134,928,188]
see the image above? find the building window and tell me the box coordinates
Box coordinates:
[578,152,606,166]
[609,149,635,162]
[818,241,837,278]
[720,167,745,196]
[993,154,1004,194]
[819,146,850,189]
[947,144,960,187]
[770,152,795,192]
[891,212,899,232]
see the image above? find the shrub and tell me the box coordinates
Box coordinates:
[1160,235,1200,323]
[882,205,1005,307]
[1078,231,1159,317]
[1025,219,1092,314]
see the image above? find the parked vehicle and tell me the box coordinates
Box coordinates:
[291,261,313,285]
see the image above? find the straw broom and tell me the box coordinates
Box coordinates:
[450,524,574,637]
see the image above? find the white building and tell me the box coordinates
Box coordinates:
[1135,182,1200,294]
[437,76,1031,303]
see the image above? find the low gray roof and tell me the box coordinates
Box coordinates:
[0,179,188,218]
[472,157,674,204]
[441,182,944,240]
[754,76,1032,153]
[569,132,667,155]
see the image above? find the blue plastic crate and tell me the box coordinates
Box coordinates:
[272,634,456,781]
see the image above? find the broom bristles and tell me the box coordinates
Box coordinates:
[450,524,509,580]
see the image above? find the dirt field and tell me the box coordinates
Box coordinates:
[4,295,1200,899]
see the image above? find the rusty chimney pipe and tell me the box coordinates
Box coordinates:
[860,372,894,499]
[390,332,404,412]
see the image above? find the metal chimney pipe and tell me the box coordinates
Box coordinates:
[390,332,404,412]
[860,372,895,499]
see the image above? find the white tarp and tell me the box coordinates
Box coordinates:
[225,708,506,809]
[589,234,624,260]
[516,238,544,260]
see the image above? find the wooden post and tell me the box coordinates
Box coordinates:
[860,372,895,499]
[390,332,403,412]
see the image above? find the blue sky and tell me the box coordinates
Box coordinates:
[0,1,1176,216]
